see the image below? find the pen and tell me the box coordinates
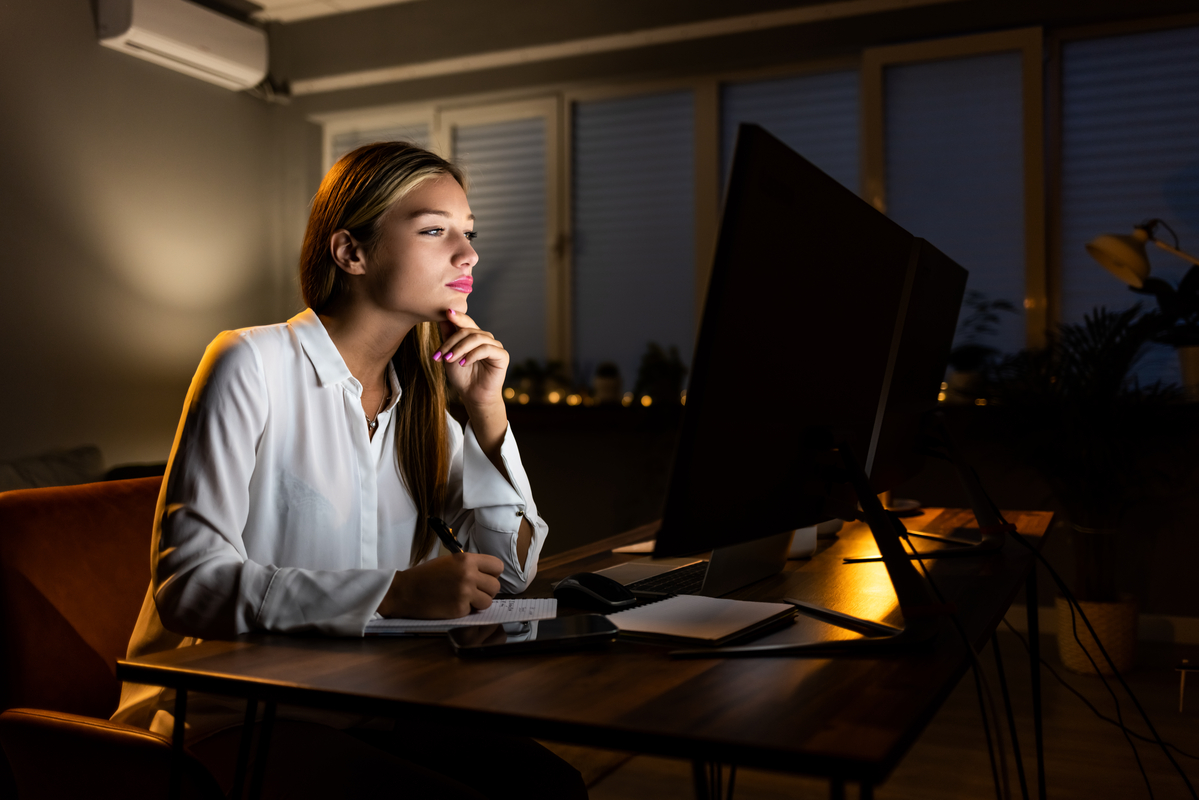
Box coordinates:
[429,516,464,554]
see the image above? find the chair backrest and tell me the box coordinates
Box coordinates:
[0,477,161,719]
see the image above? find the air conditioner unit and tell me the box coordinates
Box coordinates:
[96,0,268,91]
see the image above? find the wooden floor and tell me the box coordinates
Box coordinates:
[549,631,1199,800]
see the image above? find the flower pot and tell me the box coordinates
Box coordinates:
[1055,595,1137,676]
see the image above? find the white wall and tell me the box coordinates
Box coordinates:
[0,0,318,467]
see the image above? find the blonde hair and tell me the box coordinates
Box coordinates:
[299,142,467,565]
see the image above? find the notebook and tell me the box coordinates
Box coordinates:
[365,598,557,635]
[607,595,796,646]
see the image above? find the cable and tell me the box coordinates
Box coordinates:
[992,634,1032,800]
[986,493,1199,800]
[901,531,1011,800]
[1001,618,1199,761]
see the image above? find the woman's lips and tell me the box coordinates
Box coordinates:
[446,278,473,294]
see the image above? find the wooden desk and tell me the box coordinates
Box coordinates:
[117,508,1052,798]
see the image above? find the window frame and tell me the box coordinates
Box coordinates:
[309,17,1199,368]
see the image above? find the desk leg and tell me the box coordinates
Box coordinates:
[230,698,258,800]
[860,782,874,800]
[1026,565,1046,800]
[169,689,187,800]
[247,701,276,800]
[830,777,846,800]
[691,760,707,799]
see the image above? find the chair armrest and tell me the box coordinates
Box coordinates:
[0,708,223,800]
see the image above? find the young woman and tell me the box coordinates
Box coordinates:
[112,142,585,799]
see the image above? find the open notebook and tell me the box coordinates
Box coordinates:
[607,595,796,646]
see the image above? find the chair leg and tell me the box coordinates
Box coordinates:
[169,689,187,800]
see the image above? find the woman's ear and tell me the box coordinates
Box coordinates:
[330,230,367,275]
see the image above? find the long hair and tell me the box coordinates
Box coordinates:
[299,141,467,566]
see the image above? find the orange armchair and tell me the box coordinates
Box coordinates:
[0,478,222,799]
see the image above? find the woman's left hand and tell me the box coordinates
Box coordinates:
[435,309,509,408]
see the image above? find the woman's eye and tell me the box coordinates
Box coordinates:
[421,227,445,237]
[465,231,478,241]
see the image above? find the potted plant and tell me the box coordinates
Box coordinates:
[986,305,1187,674]
[633,343,688,406]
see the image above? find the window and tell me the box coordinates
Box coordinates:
[450,113,550,367]
[328,122,430,166]
[864,29,1045,357]
[571,90,696,390]
[720,69,860,195]
[1059,24,1199,383]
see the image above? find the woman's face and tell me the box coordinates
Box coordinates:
[364,174,478,323]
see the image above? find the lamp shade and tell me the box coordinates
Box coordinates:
[1085,228,1151,288]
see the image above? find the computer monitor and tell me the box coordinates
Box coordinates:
[654,124,966,559]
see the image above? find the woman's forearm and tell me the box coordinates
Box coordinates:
[465,398,533,569]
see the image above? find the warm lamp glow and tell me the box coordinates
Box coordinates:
[621,393,633,407]
[640,395,653,407]
[566,394,582,406]
[503,387,516,400]
[937,391,947,402]
[975,398,987,406]
[1085,228,1151,288]
[680,390,687,405]
[518,393,530,405]
[548,391,561,404]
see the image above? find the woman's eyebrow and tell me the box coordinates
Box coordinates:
[407,208,475,221]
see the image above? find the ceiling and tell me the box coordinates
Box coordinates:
[251,0,421,23]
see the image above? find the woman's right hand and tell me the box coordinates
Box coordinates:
[377,552,504,619]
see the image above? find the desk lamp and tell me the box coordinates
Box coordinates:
[1086,219,1199,288]
[1087,219,1199,398]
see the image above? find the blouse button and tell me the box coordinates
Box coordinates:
[516,510,524,517]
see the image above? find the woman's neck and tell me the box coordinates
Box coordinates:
[318,301,415,392]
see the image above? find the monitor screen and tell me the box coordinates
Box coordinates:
[654,124,965,557]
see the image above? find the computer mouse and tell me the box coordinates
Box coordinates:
[552,572,639,612]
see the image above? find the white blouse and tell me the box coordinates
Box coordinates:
[113,308,547,737]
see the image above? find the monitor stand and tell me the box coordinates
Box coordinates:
[699,531,793,597]
[672,444,950,658]
[843,419,1008,564]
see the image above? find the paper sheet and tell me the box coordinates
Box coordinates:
[364,598,558,635]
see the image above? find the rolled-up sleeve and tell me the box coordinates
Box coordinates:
[153,332,393,639]
[447,420,548,593]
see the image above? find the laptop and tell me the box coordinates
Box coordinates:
[592,530,793,598]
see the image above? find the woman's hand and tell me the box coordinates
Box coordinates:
[377,552,504,619]
[435,309,508,409]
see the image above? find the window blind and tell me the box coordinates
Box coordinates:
[453,116,548,366]
[330,123,430,165]
[573,91,695,392]
[721,69,860,195]
[885,51,1026,357]
[1060,25,1199,385]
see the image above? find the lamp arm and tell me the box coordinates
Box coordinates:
[1152,239,1199,267]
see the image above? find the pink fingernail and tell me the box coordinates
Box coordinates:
[445,352,454,360]
[448,309,456,316]
[433,351,442,361]
[459,358,467,366]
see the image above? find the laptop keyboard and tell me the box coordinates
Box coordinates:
[624,561,708,596]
